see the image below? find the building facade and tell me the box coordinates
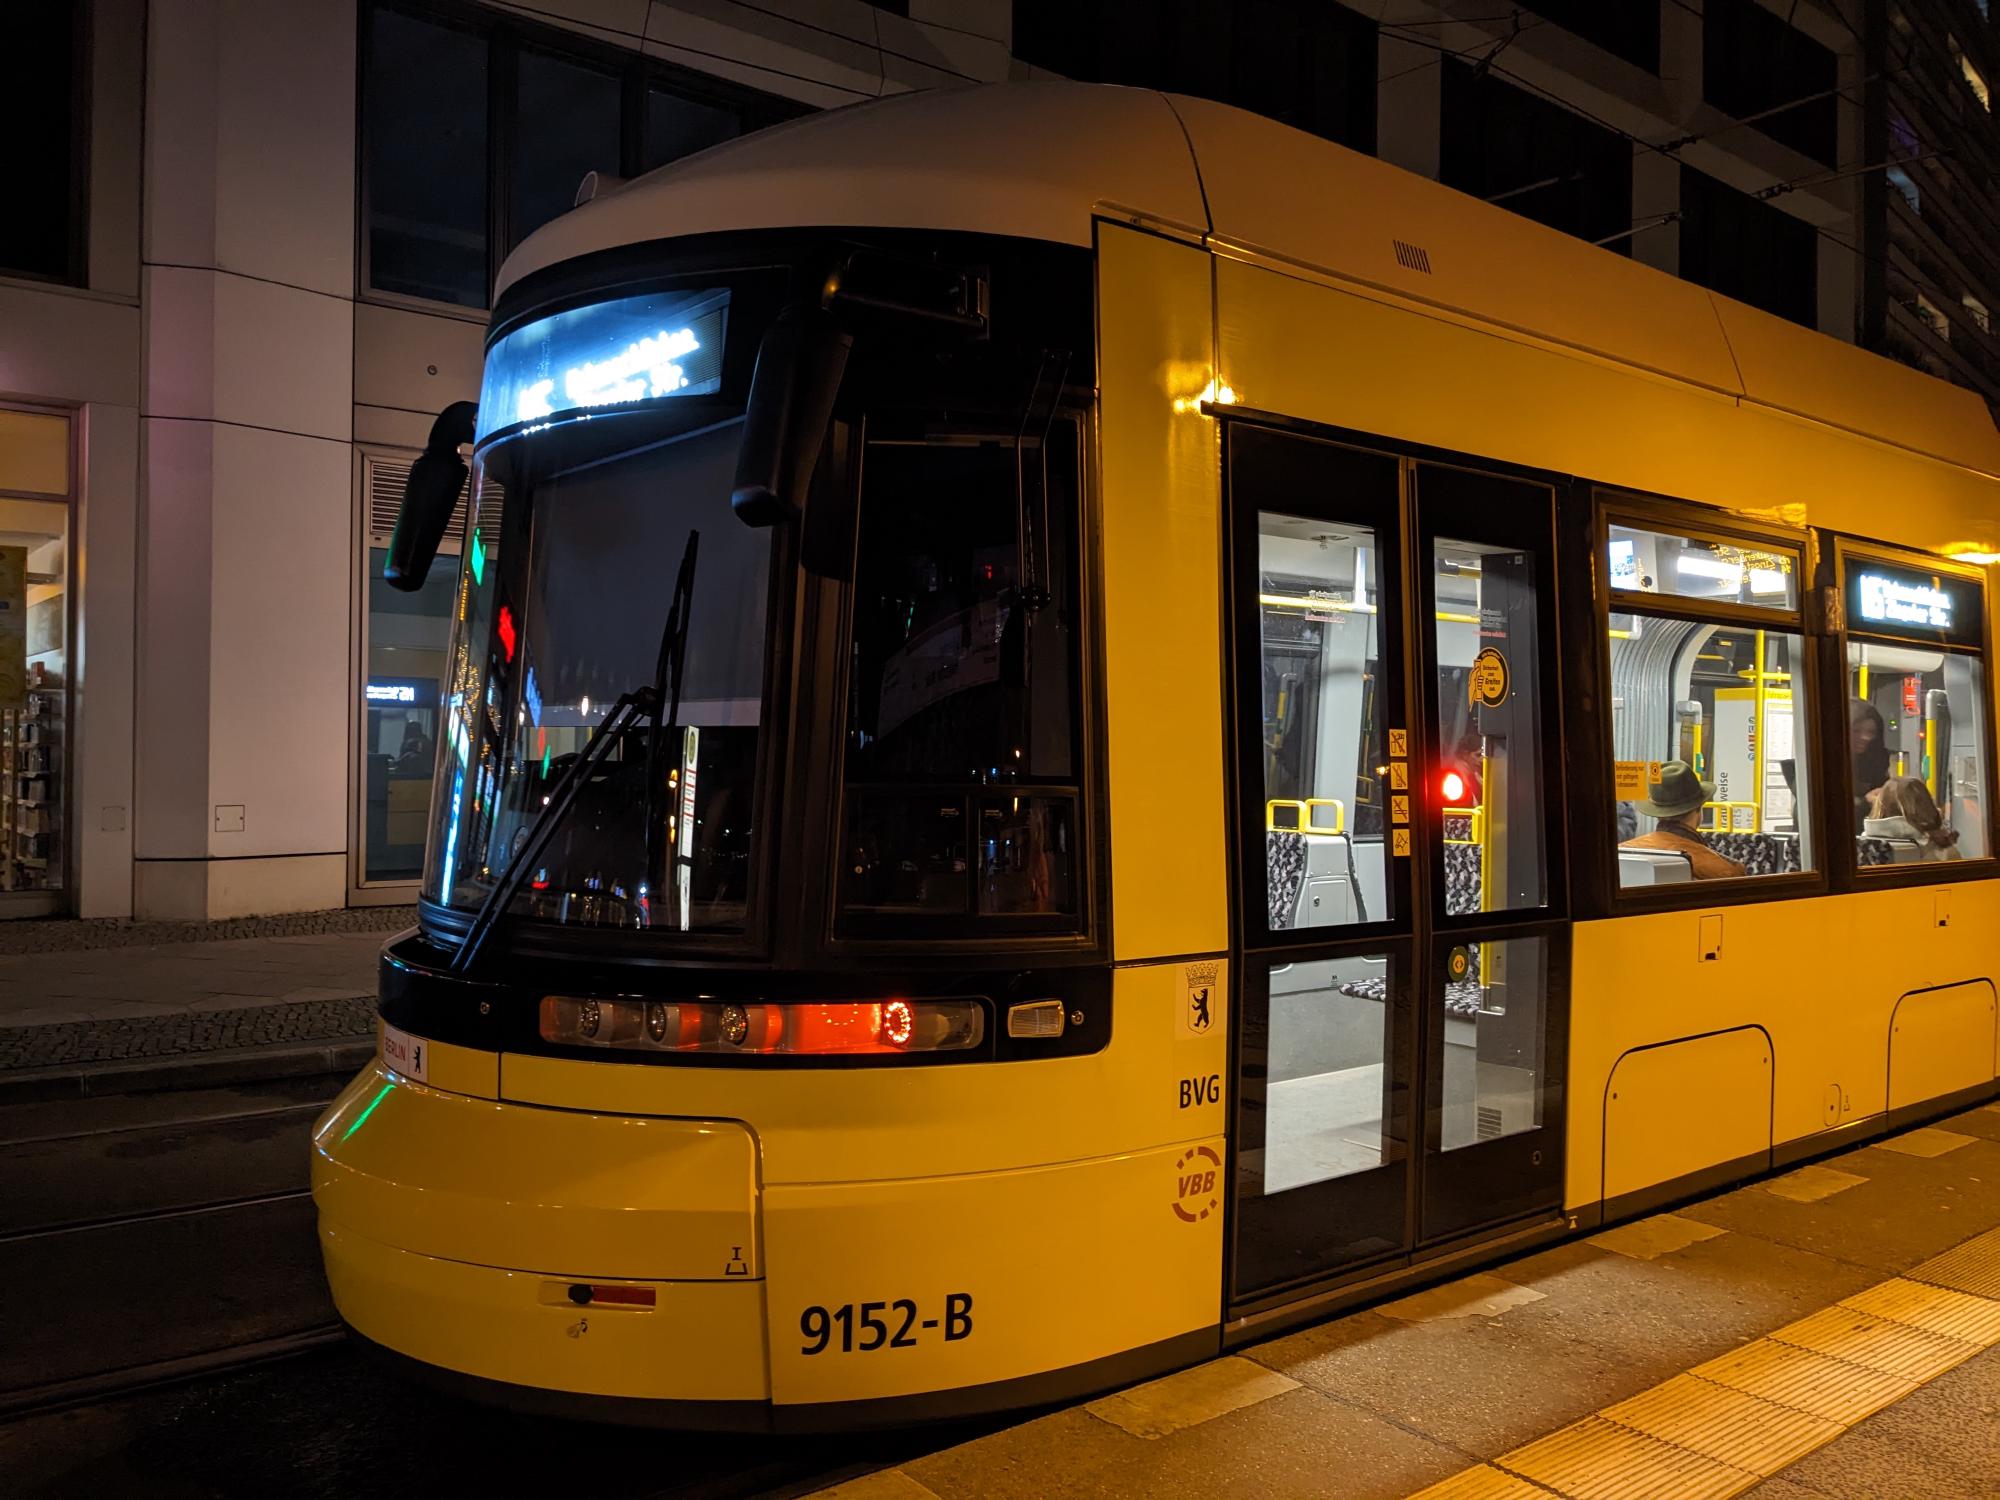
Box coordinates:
[0,0,1992,920]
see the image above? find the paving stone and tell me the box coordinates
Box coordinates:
[0,906,414,956]
[0,997,375,1070]
[1588,1213,1727,1260]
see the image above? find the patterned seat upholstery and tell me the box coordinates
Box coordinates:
[1442,839,1482,916]
[1856,836,1897,867]
[1267,830,1307,929]
[1698,831,1800,876]
[1335,973,1484,1017]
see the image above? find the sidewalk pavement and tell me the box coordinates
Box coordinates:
[0,909,413,1099]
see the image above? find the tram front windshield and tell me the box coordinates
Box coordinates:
[425,284,774,933]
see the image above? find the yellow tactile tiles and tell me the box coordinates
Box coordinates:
[1409,1225,2000,1500]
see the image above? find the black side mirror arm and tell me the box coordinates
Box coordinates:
[384,401,479,592]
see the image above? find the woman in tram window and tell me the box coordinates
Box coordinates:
[1864,776,1963,861]
[1850,698,1891,828]
[1619,761,1747,879]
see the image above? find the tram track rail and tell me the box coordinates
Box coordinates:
[0,1184,315,1244]
[0,1325,346,1422]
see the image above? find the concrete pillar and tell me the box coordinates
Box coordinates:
[137,0,358,919]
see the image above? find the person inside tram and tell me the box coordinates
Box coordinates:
[1850,697,1891,826]
[1619,760,1747,879]
[1864,776,1962,861]
[393,720,434,776]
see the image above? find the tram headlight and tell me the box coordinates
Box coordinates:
[537,996,986,1055]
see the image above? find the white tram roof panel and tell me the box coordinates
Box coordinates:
[500,81,2000,482]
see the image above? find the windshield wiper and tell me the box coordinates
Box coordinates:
[447,529,700,974]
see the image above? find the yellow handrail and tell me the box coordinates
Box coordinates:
[1267,798,1347,836]
[1443,805,1484,845]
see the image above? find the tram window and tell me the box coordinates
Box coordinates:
[1435,935,1546,1152]
[1607,522,1799,610]
[426,421,775,931]
[838,423,1084,933]
[1257,513,1387,931]
[1432,537,1547,913]
[1255,955,1401,1194]
[1609,622,1815,883]
[1848,643,1990,862]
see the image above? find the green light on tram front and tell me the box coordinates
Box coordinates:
[340,1081,395,1144]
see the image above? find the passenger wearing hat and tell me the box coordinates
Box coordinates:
[1618,761,1746,880]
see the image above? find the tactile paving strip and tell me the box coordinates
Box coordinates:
[1501,1415,1754,1500]
[1412,1218,2000,1499]
[1909,1224,2000,1300]
[1597,1374,1840,1475]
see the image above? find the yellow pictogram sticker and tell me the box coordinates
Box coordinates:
[1392,795,1409,824]
[1393,828,1411,857]
[1469,647,1510,708]
[1388,729,1408,758]
[1613,760,1665,799]
[1389,763,1409,790]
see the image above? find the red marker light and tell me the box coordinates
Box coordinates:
[1440,770,1468,804]
[497,604,517,663]
[882,998,915,1047]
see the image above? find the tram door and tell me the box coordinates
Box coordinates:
[1223,424,1568,1312]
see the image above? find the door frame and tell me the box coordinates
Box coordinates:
[1216,411,1573,1318]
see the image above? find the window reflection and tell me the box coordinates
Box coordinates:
[1261,956,1399,1193]
[1436,936,1545,1152]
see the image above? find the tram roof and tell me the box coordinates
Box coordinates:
[500,81,2000,482]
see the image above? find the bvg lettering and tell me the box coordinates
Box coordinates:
[1178,1073,1222,1109]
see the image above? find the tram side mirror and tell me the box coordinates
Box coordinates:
[731,304,852,528]
[384,401,478,592]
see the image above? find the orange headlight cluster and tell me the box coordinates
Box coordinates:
[538,995,984,1055]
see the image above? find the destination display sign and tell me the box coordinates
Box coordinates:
[1846,558,1983,648]
[476,287,729,442]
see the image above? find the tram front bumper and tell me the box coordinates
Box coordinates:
[312,1062,768,1403]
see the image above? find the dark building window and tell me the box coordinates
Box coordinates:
[362,3,800,310]
[1012,0,1377,153]
[1703,0,1838,167]
[366,10,490,308]
[1520,1,1661,74]
[512,51,624,248]
[1439,62,1633,251]
[0,1,88,285]
[1680,166,1819,328]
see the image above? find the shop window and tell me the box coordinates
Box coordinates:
[361,4,797,310]
[1440,61,1632,251]
[1703,0,1838,166]
[1843,556,1990,864]
[0,1,87,284]
[837,423,1085,936]
[1888,165,1922,213]
[1604,510,1815,888]
[1011,0,1377,152]
[1679,166,1819,329]
[1965,294,1991,335]
[0,405,73,910]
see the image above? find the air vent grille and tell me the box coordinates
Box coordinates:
[364,454,488,546]
[1393,239,1434,274]
[1477,1105,1504,1141]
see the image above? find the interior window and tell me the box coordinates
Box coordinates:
[1849,644,1989,863]
[838,423,1083,932]
[1607,517,1814,887]
[1257,512,1387,930]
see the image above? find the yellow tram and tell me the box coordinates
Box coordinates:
[313,83,2000,1427]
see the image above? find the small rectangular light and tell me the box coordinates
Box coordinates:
[1007,999,1067,1039]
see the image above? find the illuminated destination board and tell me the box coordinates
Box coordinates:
[477,288,728,441]
[1847,558,1982,647]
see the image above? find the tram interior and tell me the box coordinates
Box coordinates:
[1255,522,1541,1196]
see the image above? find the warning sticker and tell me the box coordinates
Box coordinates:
[1391,794,1410,825]
[1388,729,1408,758]
[1172,1144,1222,1223]
[1389,763,1409,790]
[1613,760,1665,799]
[1469,647,1510,708]
[1178,962,1221,1039]
[1393,828,1412,857]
